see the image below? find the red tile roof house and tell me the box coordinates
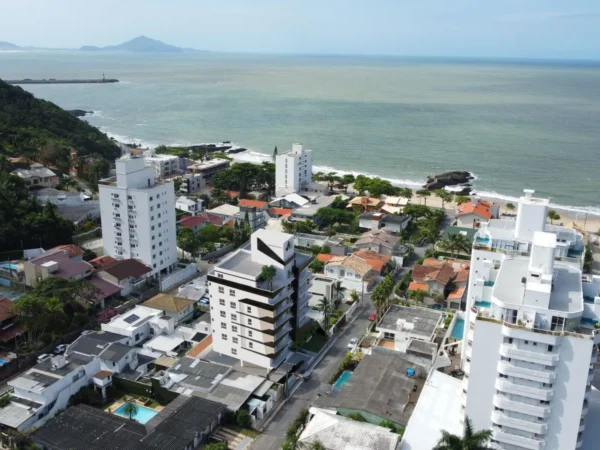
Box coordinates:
[409,258,471,309]
[177,213,224,232]
[0,298,24,348]
[238,199,269,211]
[23,247,121,309]
[95,259,153,296]
[456,198,500,228]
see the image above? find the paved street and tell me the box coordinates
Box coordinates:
[253,295,374,450]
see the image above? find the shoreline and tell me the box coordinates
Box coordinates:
[102,128,600,228]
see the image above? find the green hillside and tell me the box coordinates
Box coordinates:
[0,79,120,170]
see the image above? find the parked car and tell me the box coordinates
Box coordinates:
[347,338,358,350]
[54,344,67,355]
[199,297,210,305]
[37,354,51,364]
[368,312,377,321]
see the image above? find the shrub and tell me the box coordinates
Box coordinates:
[221,410,236,425]
[379,420,397,432]
[0,396,11,408]
[346,412,367,422]
[236,409,253,428]
[204,443,228,450]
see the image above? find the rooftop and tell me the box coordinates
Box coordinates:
[356,229,400,248]
[168,357,230,391]
[103,305,162,330]
[378,305,442,338]
[189,157,230,170]
[315,353,421,426]
[299,407,400,450]
[67,333,126,357]
[353,250,391,272]
[239,198,268,209]
[218,249,263,279]
[492,258,583,314]
[457,199,494,219]
[207,203,240,217]
[327,254,373,276]
[143,293,195,313]
[98,343,134,363]
[101,258,152,281]
[441,226,477,243]
[399,371,464,450]
[12,164,56,179]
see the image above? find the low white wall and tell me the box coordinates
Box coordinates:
[160,263,198,291]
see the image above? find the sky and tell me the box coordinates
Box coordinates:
[2,0,600,59]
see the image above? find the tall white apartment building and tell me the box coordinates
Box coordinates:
[275,143,313,197]
[143,149,180,179]
[207,229,312,372]
[461,189,597,450]
[99,156,178,277]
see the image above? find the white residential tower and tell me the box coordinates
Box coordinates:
[275,143,313,197]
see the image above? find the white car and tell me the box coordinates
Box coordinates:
[37,354,51,364]
[347,338,358,350]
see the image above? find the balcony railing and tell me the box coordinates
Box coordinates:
[500,344,559,365]
[492,429,544,450]
[495,378,553,401]
[498,361,556,383]
[492,411,547,434]
[493,394,551,418]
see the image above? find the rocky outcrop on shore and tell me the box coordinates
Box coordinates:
[424,171,474,194]
[68,109,93,117]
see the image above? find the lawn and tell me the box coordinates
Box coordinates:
[226,425,261,438]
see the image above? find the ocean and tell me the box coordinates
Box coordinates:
[1,51,599,215]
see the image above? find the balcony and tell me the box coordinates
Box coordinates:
[498,361,556,383]
[495,379,553,401]
[492,411,547,434]
[493,394,550,418]
[274,313,292,331]
[500,344,559,365]
[492,429,544,450]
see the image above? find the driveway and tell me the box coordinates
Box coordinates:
[252,295,374,450]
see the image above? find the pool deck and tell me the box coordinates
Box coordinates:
[106,397,164,415]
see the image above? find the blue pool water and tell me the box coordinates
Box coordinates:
[0,264,18,271]
[0,358,10,367]
[474,301,491,308]
[333,371,353,389]
[114,404,158,424]
[581,318,598,327]
[451,318,465,340]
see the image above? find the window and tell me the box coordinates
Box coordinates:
[219,287,225,293]
[248,330,253,337]
[219,299,225,306]
[230,301,236,308]
[548,345,553,352]
[247,306,252,313]
[152,245,156,250]
[217,273,224,279]
[232,348,237,355]
[248,319,252,326]
[233,337,238,344]
[232,314,237,321]
[221,322,227,329]
[229,289,236,296]
[232,325,238,332]
[222,334,227,340]
[135,333,140,341]
[248,342,254,349]
[220,311,226,318]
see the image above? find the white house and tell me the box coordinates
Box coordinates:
[99,155,178,277]
[456,198,499,228]
[142,149,181,179]
[101,305,174,346]
[207,229,313,371]
[355,229,402,255]
[11,163,58,189]
[95,258,152,296]
[142,293,196,323]
[324,254,376,293]
[377,305,442,352]
[275,143,313,197]
[176,196,204,215]
[207,204,240,222]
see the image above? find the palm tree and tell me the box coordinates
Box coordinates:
[260,265,277,290]
[316,296,335,336]
[547,210,561,225]
[399,187,413,202]
[122,401,139,420]
[416,189,431,206]
[435,189,453,210]
[505,202,516,212]
[333,280,346,303]
[439,233,471,258]
[434,417,493,449]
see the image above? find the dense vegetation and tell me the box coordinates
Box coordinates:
[0,171,74,253]
[211,162,275,198]
[0,79,120,171]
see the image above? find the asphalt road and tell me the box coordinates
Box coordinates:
[253,294,374,450]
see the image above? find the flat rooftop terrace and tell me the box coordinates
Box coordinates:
[492,258,583,314]
[378,305,442,338]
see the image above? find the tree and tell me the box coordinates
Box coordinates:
[272,145,278,162]
[505,202,516,212]
[210,188,226,205]
[316,296,335,336]
[177,227,200,260]
[547,210,561,224]
[309,441,326,450]
[435,189,453,209]
[455,195,470,206]
[87,159,110,190]
[409,289,426,303]
[434,417,493,450]
[439,233,471,257]
[260,265,277,290]
[399,187,413,201]
[236,409,253,428]
[57,176,79,191]
[350,290,359,303]
[309,259,325,273]
[331,196,346,210]
[295,220,316,234]
[324,172,341,190]
[333,280,346,302]
[122,401,138,420]
[416,189,431,206]
[340,174,355,192]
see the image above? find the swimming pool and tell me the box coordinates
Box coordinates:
[333,371,353,389]
[113,403,158,424]
[451,318,465,340]
[0,264,18,271]
[0,357,11,367]
[474,301,491,308]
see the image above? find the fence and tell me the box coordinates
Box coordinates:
[201,243,235,261]
[160,263,198,291]
[81,238,103,250]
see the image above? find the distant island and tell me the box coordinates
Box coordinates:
[0,36,206,53]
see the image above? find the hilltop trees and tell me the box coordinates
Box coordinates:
[211,162,275,198]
